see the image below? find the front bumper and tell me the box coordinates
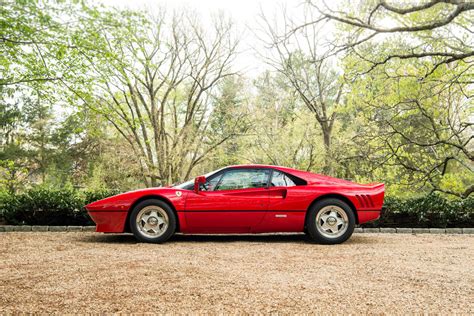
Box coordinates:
[88,211,128,232]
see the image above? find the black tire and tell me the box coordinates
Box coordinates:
[305,198,355,244]
[130,199,176,243]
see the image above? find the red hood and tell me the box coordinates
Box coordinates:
[85,187,174,211]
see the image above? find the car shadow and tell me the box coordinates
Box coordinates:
[170,233,308,243]
[80,233,138,244]
[79,233,377,245]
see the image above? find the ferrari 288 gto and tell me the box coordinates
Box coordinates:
[85,164,384,244]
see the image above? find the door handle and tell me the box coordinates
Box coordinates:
[269,188,287,198]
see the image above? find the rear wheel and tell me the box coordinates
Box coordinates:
[130,199,176,243]
[306,198,355,244]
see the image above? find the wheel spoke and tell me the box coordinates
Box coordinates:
[321,222,331,232]
[135,206,170,238]
[316,205,349,238]
[142,222,151,232]
[157,216,165,226]
[140,213,150,224]
[336,217,345,226]
[320,214,330,223]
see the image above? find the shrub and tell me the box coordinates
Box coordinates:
[362,194,474,228]
[0,187,121,226]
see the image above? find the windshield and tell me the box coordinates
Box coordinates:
[173,167,225,190]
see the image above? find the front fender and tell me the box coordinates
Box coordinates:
[85,188,189,232]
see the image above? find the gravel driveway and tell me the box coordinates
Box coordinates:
[1,232,473,314]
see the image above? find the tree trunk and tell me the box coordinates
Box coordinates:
[321,122,333,175]
[149,175,159,187]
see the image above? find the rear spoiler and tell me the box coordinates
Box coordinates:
[357,182,385,190]
[370,183,385,190]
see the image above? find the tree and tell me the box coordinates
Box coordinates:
[346,56,473,198]
[206,75,251,169]
[242,71,325,171]
[76,10,242,186]
[0,86,105,190]
[0,0,89,87]
[0,89,43,193]
[287,0,474,197]
[305,0,474,78]
[260,9,345,173]
[1,0,108,191]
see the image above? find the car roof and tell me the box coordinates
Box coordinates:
[225,164,308,180]
[225,164,300,174]
[227,164,292,170]
[224,164,356,185]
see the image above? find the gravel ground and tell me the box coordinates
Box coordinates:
[1,232,473,314]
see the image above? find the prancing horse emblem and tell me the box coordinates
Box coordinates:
[175,191,182,197]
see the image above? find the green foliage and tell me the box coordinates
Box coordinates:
[0,0,91,88]
[363,194,474,228]
[341,40,473,198]
[0,159,28,194]
[0,187,121,226]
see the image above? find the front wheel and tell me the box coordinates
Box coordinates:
[130,199,176,243]
[306,198,355,244]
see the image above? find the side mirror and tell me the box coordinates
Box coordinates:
[194,175,206,193]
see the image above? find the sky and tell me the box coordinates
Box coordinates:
[95,0,311,77]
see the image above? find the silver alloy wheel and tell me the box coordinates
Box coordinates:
[136,205,169,238]
[315,205,349,239]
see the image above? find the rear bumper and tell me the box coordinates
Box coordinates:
[358,210,381,224]
[88,211,128,232]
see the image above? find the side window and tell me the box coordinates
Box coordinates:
[270,170,296,187]
[215,169,270,191]
[201,173,223,191]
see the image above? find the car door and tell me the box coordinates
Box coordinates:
[184,168,271,233]
[256,169,306,232]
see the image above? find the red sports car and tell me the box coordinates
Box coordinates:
[85,164,384,244]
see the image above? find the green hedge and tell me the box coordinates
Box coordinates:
[0,188,472,227]
[0,187,120,226]
[362,194,474,228]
